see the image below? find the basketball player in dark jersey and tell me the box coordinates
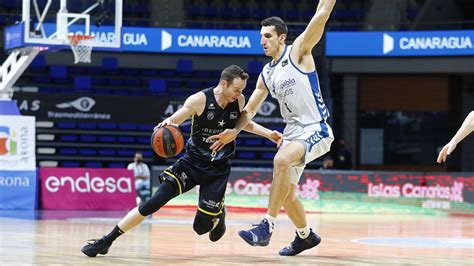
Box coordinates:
[81,65,282,257]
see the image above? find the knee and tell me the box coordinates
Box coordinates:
[193,211,214,235]
[274,154,290,172]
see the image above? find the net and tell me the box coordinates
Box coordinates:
[67,35,95,64]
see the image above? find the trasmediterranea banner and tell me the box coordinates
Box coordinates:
[326,30,474,57]
[5,23,263,55]
[0,115,35,170]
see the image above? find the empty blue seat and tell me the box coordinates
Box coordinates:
[77,122,97,129]
[59,135,78,142]
[285,9,300,20]
[68,66,85,74]
[125,79,141,86]
[261,152,276,159]
[108,79,124,85]
[137,137,150,144]
[98,149,116,156]
[98,122,117,130]
[102,57,119,72]
[79,148,96,155]
[142,150,153,157]
[247,61,264,75]
[50,65,68,79]
[79,134,97,142]
[244,139,263,146]
[176,59,193,76]
[141,69,158,76]
[85,161,103,168]
[239,152,256,159]
[187,80,203,89]
[118,136,135,143]
[32,76,51,83]
[59,148,78,155]
[118,123,137,130]
[30,54,46,71]
[149,79,167,94]
[194,70,212,78]
[92,77,108,85]
[74,76,92,90]
[108,162,126,168]
[138,124,154,131]
[264,139,277,146]
[39,87,58,93]
[117,149,135,156]
[61,161,80,167]
[112,89,130,95]
[57,121,76,129]
[99,136,117,142]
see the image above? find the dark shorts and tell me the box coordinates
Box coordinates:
[158,154,230,216]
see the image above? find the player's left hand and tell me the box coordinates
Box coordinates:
[437,141,457,163]
[268,130,283,148]
[208,128,238,152]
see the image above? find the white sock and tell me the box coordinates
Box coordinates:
[296,226,310,239]
[263,214,276,233]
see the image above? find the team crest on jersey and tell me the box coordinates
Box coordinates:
[207,111,215,120]
[230,112,238,119]
[208,103,215,110]
[282,59,288,67]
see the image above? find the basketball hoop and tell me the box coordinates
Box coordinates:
[67,34,95,64]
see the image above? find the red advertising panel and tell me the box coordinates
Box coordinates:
[40,168,136,210]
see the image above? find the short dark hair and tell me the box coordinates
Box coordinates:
[261,16,288,36]
[220,65,249,85]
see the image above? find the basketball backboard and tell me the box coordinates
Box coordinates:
[6,0,122,50]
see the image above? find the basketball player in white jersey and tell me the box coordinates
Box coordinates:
[208,0,336,256]
[437,111,474,163]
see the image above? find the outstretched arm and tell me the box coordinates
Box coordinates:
[437,111,474,163]
[243,121,282,147]
[292,0,336,58]
[155,92,205,129]
[208,75,269,151]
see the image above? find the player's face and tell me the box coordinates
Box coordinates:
[260,26,282,57]
[222,78,246,102]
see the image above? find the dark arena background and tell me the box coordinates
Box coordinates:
[0,0,473,264]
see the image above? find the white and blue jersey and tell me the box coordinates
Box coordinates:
[261,45,330,127]
[261,45,334,174]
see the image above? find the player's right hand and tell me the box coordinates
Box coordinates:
[208,128,238,152]
[155,117,178,130]
[436,141,457,163]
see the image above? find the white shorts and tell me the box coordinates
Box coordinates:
[280,121,334,185]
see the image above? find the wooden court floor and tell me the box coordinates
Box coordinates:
[0,208,472,265]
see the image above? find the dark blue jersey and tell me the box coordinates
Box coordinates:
[185,87,241,162]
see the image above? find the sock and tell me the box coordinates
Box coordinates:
[105,225,124,243]
[263,214,276,233]
[296,226,310,239]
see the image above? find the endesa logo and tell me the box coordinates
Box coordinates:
[45,172,132,193]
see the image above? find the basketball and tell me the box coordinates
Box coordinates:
[151,125,185,158]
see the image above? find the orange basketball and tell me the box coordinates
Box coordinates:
[151,125,185,158]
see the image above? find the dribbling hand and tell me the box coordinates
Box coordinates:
[437,141,457,163]
[155,117,178,130]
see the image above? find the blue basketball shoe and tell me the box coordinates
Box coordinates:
[238,219,273,246]
[279,229,321,256]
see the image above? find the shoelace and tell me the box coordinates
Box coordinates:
[86,239,103,245]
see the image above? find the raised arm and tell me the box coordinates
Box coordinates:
[155,92,205,129]
[437,111,474,163]
[292,0,336,58]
